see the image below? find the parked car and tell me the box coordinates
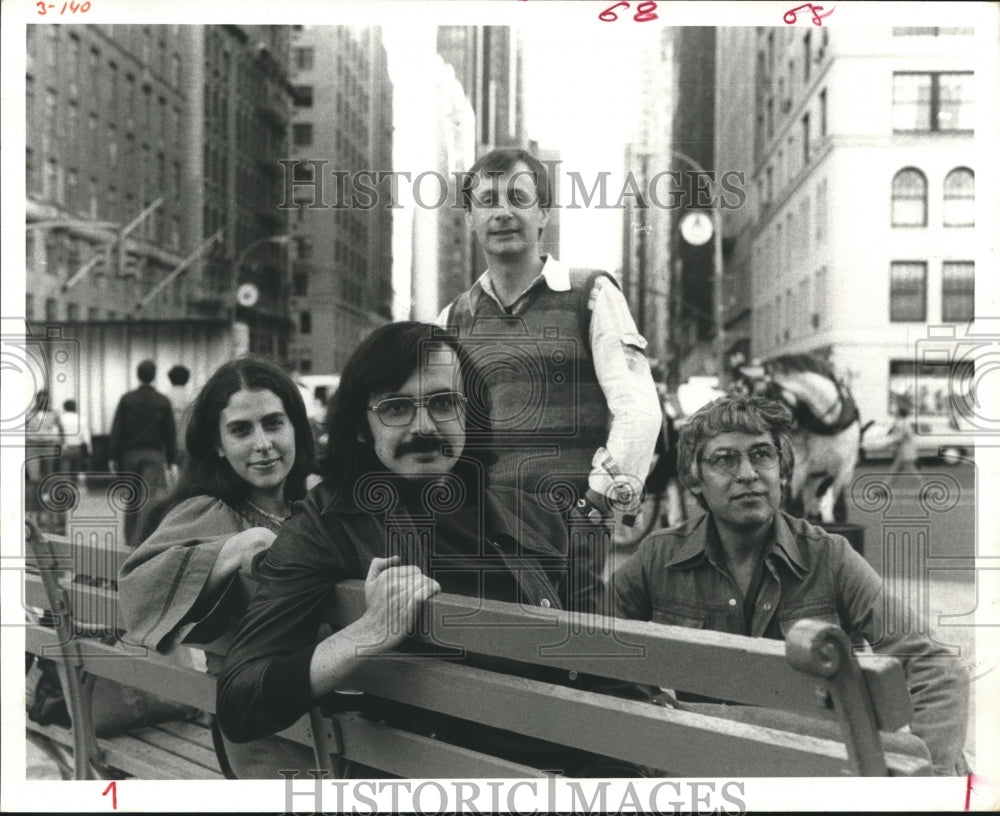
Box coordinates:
[859,416,974,465]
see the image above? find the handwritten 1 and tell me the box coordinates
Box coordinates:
[599,1,658,23]
[102,781,117,810]
[783,3,835,25]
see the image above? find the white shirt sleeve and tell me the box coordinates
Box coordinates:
[587,277,662,505]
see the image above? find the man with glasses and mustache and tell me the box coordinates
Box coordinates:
[218,321,648,776]
[611,395,970,776]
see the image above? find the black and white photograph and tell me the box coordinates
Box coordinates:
[3,0,998,811]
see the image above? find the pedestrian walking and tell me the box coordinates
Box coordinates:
[108,359,177,546]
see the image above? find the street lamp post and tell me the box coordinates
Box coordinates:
[670,149,727,389]
[230,235,292,357]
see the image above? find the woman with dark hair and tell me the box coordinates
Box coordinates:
[121,356,315,651]
[119,356,317,777]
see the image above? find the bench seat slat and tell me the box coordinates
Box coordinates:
[154,719,217,753]
[95,731,224,780]
[126,723,222,770]
[27,716,223,780]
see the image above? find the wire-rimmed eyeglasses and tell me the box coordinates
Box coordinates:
[699,444,780,478]
[367,392,468,427]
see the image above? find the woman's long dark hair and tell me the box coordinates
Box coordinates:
[322,321,495,487]
[137,357,315,543]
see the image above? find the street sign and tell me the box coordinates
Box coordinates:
[236,282,260,308]
[680,211,713,246]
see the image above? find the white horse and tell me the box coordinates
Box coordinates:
[740,355,861,524]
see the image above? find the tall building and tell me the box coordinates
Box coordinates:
[714,26,978,423]
[410,56,475,321]
[201,25,295,362]
[437,26,526,154]
[286,25,394,374]
[668,27,718,383]
[25,24,295,444]
[26,25,196,324]
[622,30,674,379]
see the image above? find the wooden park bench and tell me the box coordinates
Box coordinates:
[23,519,932,780]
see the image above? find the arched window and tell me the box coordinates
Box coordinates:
[943,167,974,226]
[891,168,927,226]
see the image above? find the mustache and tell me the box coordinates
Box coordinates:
[395,434,445,456]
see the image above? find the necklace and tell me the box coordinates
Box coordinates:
[243,497,291,525]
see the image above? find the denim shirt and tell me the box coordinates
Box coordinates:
[611,511,969,775]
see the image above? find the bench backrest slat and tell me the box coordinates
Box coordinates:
[347,654,924,777]
[326,580,913,732]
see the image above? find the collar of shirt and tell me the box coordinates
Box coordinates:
[471,254,567,312]
[663,511,809,580]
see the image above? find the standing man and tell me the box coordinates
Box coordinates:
[438,148,661,535]
[109,359,177,546]
[612,395,970,775]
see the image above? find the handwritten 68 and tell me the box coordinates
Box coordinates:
[599,1,658,23]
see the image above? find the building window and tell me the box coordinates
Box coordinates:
[44,158,60,203]
[292,161,315,183]
[46,298,58,321]
[300,311,312,334]
[300,358,313,373]
[295,235,314,259]
[892,72,974,132]
[943,167,974,226]
[891,168,927,226]
[819,88,827,136]
[890,261,927,321]
[293,46,315,70]
[942,261,974,322]
[293,123,313,147]
[66,303,79,321]
[293,272,309,296]
[801,113,810,163]
[293,85,314,107]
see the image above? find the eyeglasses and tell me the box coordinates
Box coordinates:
[700,444,780,478]
[368,392,468,427]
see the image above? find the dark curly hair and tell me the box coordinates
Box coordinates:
[678,395,795,509]
[137,357,314,542]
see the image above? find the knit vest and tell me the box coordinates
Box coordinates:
[445,268,613,501]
